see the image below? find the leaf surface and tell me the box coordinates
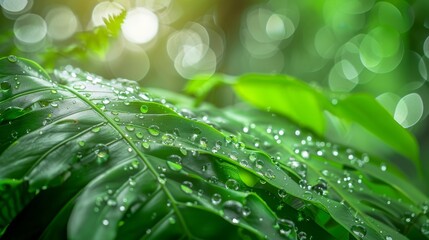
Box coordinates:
[0,57,428,240]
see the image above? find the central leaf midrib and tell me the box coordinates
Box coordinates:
[62,85,194,238]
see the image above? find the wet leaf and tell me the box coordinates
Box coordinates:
[0,57,427,239]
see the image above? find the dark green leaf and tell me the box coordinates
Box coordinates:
[0,57,428,239]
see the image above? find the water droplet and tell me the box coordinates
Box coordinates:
[351,225,367,239]
[180,184,193,194]
[385,236,393,240]
[242,206,251,217]
[313,179,328,195]
[380,164,387,172]
[225,179,239,190]
[103,98,110,105]
[243,126,249,133]
[1,81,11,91]
[167,161,182,171]
[249,152,257,161]
[140,105,148,113]
[222,200,243,224]
[51,89,58,94]
[126,124,135,132]
[199,137,208,148]
[276,218,295,237]
[301,150,310,159]
[50,102,59,108]
[7,55,17,63]
[102,219,109,226]
[158,175,166,184]
[72,83,86,90]
[278,189,287,198]
[264,169,275,179]
[229,152,238,161]
[94,144,110,164]
[169,217,176,224]
[78,140,85,147]
[92,127,101,133]
[255,159,264,169]
[107,199,117,206]
[161,134,175,145]
[136,131,144,139]
[402,212,415,224]
[142,141,150,149]
[211,193,222,205]
[148,125,160,136]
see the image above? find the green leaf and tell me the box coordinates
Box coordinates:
[328,94,420,167]
[188,73,420,169]
[1,57,428,239]
[233,74,326,136]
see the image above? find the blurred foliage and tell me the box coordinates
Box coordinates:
[0,0,428,186]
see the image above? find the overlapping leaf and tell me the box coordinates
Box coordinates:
[0,57,428,239]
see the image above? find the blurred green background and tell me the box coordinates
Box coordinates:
[0,0,428,184]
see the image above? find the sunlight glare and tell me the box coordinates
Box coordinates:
[121,7,159,44]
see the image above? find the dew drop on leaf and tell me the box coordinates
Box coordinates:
[7,55,17,63]
[94,144,110,164]
[276,218,295,237]
[278,189,287,198]
[255,159,264,169]
[102,219,109,226]
[351,225,367,239]
[92,127,101,133]
[180,184,193,194]
[242,206,251,217]
[199,137,208,148]
[301,150,310,159]
[167,161,182,171]
[72,83,86,90]
[1,81,11,91]
[135,131,144,139]
[140,105,148,113]
[211,193,222,205]
[222,200,243,224]
[179,147,187,156]
[141,141,150,149]
[50,102,59,108]
[225,179,239,190]
[78,140,85,147]
[248,152,257,161]
[148,125,160,136]
[161,134,175,145]
[126,124,135,132]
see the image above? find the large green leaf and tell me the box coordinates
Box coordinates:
[187,73,420,169]
[0,57,428,239]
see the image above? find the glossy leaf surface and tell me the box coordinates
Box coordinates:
[0,57,428,239]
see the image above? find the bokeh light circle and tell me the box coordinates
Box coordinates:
[14,13,47,44]
[394,93,424,128]
[45,6,79,41]
[1,0,28,13]
[121,7,159,44]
